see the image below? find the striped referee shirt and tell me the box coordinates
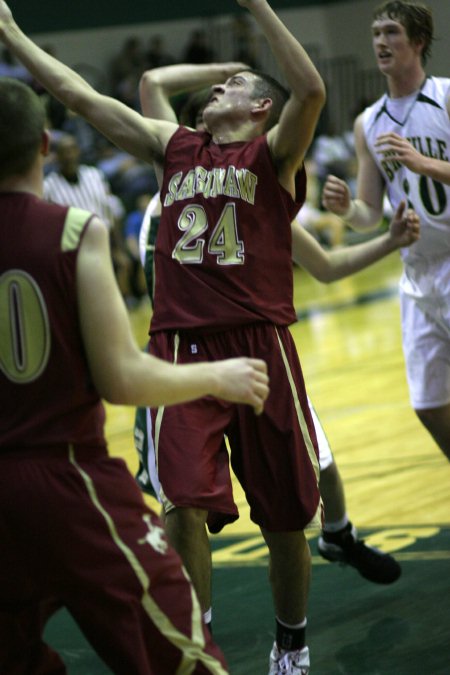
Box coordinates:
[44,165,114,229]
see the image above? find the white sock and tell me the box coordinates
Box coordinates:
[276,616,307,630]
[203,607,212,625]
[323,514,349,533]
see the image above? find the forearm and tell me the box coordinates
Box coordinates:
[342,199,383,232]
[418,156,450,186]
[141,63,245,98]
[140,62,246,119]
[108,352,221,407]
[245,0,324,99]
[324,232,397,282]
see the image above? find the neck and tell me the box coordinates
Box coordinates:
[211,125,262,145]
[62,169,79,182]
[0,164,43,198]
[387,66,426,98]
[208,115,264,146]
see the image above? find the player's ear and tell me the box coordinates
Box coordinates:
[41,130,51,156]
[412,37,425,58]
[252,97,272,113]
[251,98,272,126]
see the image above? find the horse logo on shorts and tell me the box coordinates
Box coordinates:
[138,514,168,555]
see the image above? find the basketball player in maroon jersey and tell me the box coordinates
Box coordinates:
[0,77,269,674]
[132,59,427,606]
[0,1,325,671]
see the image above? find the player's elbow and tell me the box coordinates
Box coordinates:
[352,211,383,233]
[90,362,135,406]
[303,76,326,108]
[99,380,136,406]
[317,271,334,284]
[139,70,160,94]
[94,380,124,405]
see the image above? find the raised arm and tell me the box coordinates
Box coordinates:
[77,216,269,414]
[0,2,176,164]
[239,0,326,179]
[140,62,248,121]
[292,201,419,283]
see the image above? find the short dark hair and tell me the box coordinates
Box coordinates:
[249,69,290,131]
[373,1,434,64]
[0,78,46,181]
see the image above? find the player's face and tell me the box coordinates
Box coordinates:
[203,71,260,127]
[371,16,422,76]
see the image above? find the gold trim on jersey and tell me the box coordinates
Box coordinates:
[61,207,91,252]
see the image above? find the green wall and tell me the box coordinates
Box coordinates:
[15,0,339,34]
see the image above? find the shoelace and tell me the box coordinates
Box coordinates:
[277,652,308,674]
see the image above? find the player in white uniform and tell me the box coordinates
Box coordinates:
[323,1,450,461]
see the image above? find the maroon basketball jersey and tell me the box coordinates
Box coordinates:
[150,127,306,333]
[0,193,106,448]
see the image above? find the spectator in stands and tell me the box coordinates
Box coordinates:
[230,13,260,69]
[109,36,145,109]
[145,35,175,69]
[0,45,30,81]
[298,158,346,248]
[312,120,355,199]
[96,138,158,213]
[182,29,214,63]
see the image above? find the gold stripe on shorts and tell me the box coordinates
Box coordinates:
[69,444,227,674]
[154,332,180,513]
[275,328,323,529]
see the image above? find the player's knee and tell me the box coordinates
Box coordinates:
[165,505,209,530]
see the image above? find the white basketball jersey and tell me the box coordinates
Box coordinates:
[363,77,450,257]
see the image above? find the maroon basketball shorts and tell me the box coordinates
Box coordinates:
[149,323,322,534]
[0,445,228,675]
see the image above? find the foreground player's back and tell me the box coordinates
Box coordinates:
[0,193,105,448]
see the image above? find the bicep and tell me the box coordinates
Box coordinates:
[78,91,171,163]
[76,217,138,397]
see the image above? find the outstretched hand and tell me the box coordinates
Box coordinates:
[321,174,352,216]
[374,132,425,174]
[388,200,420,248]
[215,357,269,415]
